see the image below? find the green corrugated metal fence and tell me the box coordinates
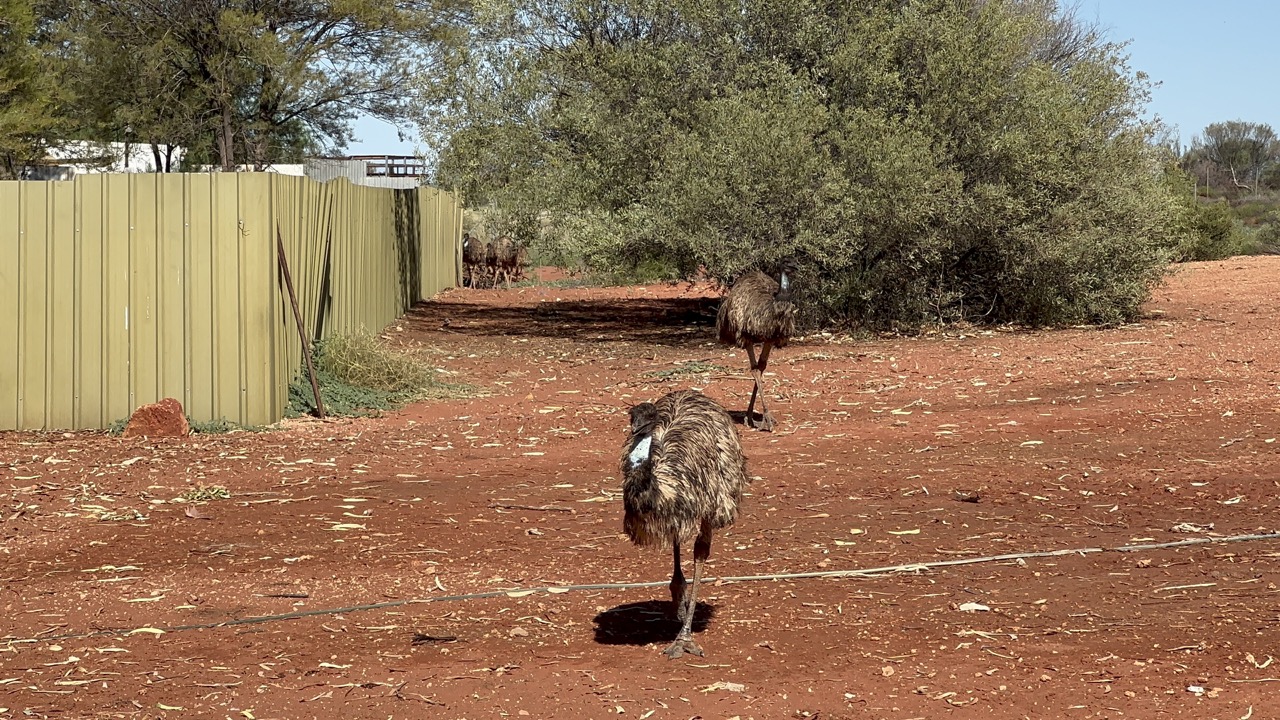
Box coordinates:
[0,173,463,431]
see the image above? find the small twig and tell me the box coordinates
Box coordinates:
[488,503,575,514]
[412,633,458,645]
[1227,678,1280,684]
[1154,582,1217,593]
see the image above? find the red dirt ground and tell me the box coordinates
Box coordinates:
[3,258,1279,720]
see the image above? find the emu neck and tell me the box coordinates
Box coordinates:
[628,435,653,468]
[776,271,794,302]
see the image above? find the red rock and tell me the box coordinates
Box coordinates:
[122,398,190,438]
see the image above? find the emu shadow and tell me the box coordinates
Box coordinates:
[726,409,771,426]
[592,600,716,646]
[401,296,720,348]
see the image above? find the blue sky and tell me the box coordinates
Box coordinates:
[1081,0,1279,149]
[346,1,1280,156]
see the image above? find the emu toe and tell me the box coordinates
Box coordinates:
[662,636,704,660]
[748,410,777,432]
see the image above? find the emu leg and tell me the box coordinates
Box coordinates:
[664,527,711,659]
[669,541,688,622]
[747,340,773,427]
[744,344,763,426]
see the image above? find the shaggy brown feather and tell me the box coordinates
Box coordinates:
[494,236,528,285]
[620,390,750,548]
[716,271,797,349]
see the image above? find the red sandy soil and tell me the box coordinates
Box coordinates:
[2,258,1279,720]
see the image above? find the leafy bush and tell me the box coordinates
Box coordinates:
[1179,202,1245,261]
[1253,211,1280,250]
[433,0,1185,330]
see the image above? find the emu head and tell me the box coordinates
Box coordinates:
[626,402,660,470]
[628,402,659,435]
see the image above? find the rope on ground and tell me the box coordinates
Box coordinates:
[9,531,1279,646]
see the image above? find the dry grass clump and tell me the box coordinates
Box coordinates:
[289,329,473,417]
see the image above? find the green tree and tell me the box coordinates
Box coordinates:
[0,0,63,178]
[56,0,466,170]
[1188,120,1280,194]
[428,0,1182,329]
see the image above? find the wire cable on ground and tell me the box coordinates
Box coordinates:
[9,531,1279,646]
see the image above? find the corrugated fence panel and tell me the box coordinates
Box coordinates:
[2,172,461,430]
[269,174,298,422]
[423,187,438,296]
[47,180,76,429]
[0,182,18,428]
[130,174,160,410]
[19,182,49,429]
[185,173,216,423]
[103,174,132,425]
[157,174,188,402]
[210,174,243,423]
[326,179,349,337]
[74,176,105,429]
[238,174,276,426]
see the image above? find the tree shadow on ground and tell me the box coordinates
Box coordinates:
[401,296,721,348]
[592,600,716,646]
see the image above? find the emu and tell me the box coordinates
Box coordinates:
[462,233,487,288]
[621,389,750,659]
[483,239,501,288]
[492,236,527,288]
[715,261,798,431]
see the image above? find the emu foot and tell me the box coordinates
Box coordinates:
[662,635,704,660]
[747,410,777,432]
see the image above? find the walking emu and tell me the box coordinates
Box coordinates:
[462,233,486,288]
[492,236,527,288]
[621,389,750,659]
[715,261,798,431]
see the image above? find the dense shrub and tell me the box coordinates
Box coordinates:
[431,0,1184,329]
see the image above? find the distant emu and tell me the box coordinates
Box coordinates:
[621,389,750,659]
[462,233,487,288]
[483,239,501,287]
[492,236,527,288]
[715,261,798,431]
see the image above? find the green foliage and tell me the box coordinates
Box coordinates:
[288,368,400,418]
[104,415,266,434]
[0,0,64,177]
[288,330,473,418]
[1179,202,1244,261]
[189,418,267,434]
[1259,211,1280,244]
[51,0,467,168]
[1163,164,1246,262]
[429,0,1181,330]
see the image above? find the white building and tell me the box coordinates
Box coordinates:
[22,141,186,180]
